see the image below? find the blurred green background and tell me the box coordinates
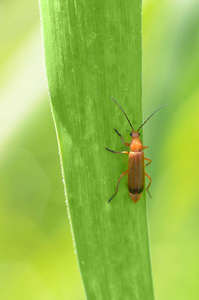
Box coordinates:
[0,0,199,299]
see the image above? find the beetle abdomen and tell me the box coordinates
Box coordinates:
[129,192,141,203]
[128,152,145,196]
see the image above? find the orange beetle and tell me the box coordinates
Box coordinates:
[106,98,167,203]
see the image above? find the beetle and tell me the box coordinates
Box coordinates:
[105,98,167,203]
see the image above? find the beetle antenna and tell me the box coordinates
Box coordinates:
[137,104,168,132]
[111,98,134,131]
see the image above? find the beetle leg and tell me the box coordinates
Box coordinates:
[145,172,152,198]
[143,146,149,149]
[114,128,130,146]
[144,157,152,167]
[105,147,129,154]
[108,170,128,203]
[147,189,152,198]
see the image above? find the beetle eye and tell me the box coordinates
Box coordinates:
[130,132,132,137]
[138,132,140,136]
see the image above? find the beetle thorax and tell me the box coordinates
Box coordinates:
[130,135,143,152]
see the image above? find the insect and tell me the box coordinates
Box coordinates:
[106,98,167,203]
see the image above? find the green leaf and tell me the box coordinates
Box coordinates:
[39,0,154,299]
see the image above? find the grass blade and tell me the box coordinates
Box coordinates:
[39,0,154,298]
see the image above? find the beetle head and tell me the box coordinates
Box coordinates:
[130,131,140,138]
